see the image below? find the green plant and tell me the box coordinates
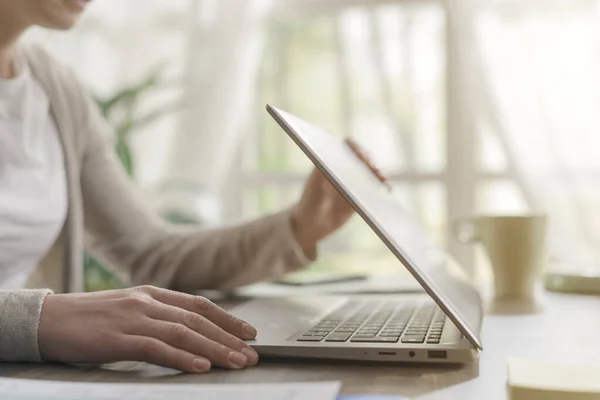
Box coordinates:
[95,65,179,176]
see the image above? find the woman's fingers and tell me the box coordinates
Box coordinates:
[148,302,259,366]
[136,320,249,370]
[345,138,391,189]
[121,335,212,374]
[142,287,257,340]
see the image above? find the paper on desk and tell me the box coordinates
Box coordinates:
[508,358,600,399]
[0,377,341,400]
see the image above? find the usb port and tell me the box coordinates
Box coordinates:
[378,351,396,356]
[428,350,447,360]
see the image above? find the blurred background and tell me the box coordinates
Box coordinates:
[24,0,600,288]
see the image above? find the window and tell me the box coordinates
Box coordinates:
[228,0,530,278]
[228,1,450,275]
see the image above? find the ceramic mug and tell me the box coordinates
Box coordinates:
[454,215,548,300]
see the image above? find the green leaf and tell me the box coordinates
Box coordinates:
[97,64,167,119]
[116,138,134,177]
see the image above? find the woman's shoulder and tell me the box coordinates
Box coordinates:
[20,42,84,92]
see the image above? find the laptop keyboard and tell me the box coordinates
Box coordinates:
[296,301,446,344]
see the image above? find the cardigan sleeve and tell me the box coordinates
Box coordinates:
[0,289,52,361]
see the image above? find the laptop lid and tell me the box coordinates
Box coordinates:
[267,105,484,350]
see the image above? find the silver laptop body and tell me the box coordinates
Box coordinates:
[230,105,484,363]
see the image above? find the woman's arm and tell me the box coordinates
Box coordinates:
[79,83,312,291]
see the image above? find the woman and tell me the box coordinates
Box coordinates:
[0,0,385,373]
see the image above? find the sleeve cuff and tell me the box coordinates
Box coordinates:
[0,289,53,362]
[280,208,317,267]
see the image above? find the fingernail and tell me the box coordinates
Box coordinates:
[243,323,257,337]
[193,358,211,372]
[242,348,259,365]
[229,351,248,369]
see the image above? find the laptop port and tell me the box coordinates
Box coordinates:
[428,350,447,360]
[378,351,396,356]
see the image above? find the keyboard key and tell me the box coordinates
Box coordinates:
[351,336,399,343]
[427,338,441,344]
[325,333,352,342]
[401,336,425,344]
[335,327,356,332]
[298,336,324,342]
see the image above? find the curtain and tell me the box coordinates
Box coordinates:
[167,0,273,194]
[463,0,600,267]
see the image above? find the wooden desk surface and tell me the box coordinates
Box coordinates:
[2,292,600,399]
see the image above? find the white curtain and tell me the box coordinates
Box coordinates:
[167,0,273,194]
[462,0,600,266]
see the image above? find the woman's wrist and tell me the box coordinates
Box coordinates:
[290,206,319,258]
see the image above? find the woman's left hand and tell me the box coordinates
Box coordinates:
[291,139,386,256]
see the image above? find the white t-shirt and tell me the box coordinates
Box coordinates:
[0,52,68,289]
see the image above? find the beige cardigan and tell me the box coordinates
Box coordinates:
[0,44,311,362]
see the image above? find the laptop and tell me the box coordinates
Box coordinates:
[229,105,484,363]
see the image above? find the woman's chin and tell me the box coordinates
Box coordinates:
[40,15,79,31]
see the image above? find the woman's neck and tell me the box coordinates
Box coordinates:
[0,12,28,79]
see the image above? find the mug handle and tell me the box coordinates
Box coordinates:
[453,218,481,244]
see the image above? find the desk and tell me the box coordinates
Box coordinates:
[2,292,600,399]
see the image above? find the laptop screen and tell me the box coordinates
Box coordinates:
[267,105,483,350]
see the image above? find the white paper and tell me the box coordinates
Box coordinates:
[0,377,341,400]
[235,274,423,297]
[508,357,600,393]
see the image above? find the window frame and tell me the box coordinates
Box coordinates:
[224,0,518,276]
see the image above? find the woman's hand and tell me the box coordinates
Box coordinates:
[38,286,259,373]
[291,138,388,255]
